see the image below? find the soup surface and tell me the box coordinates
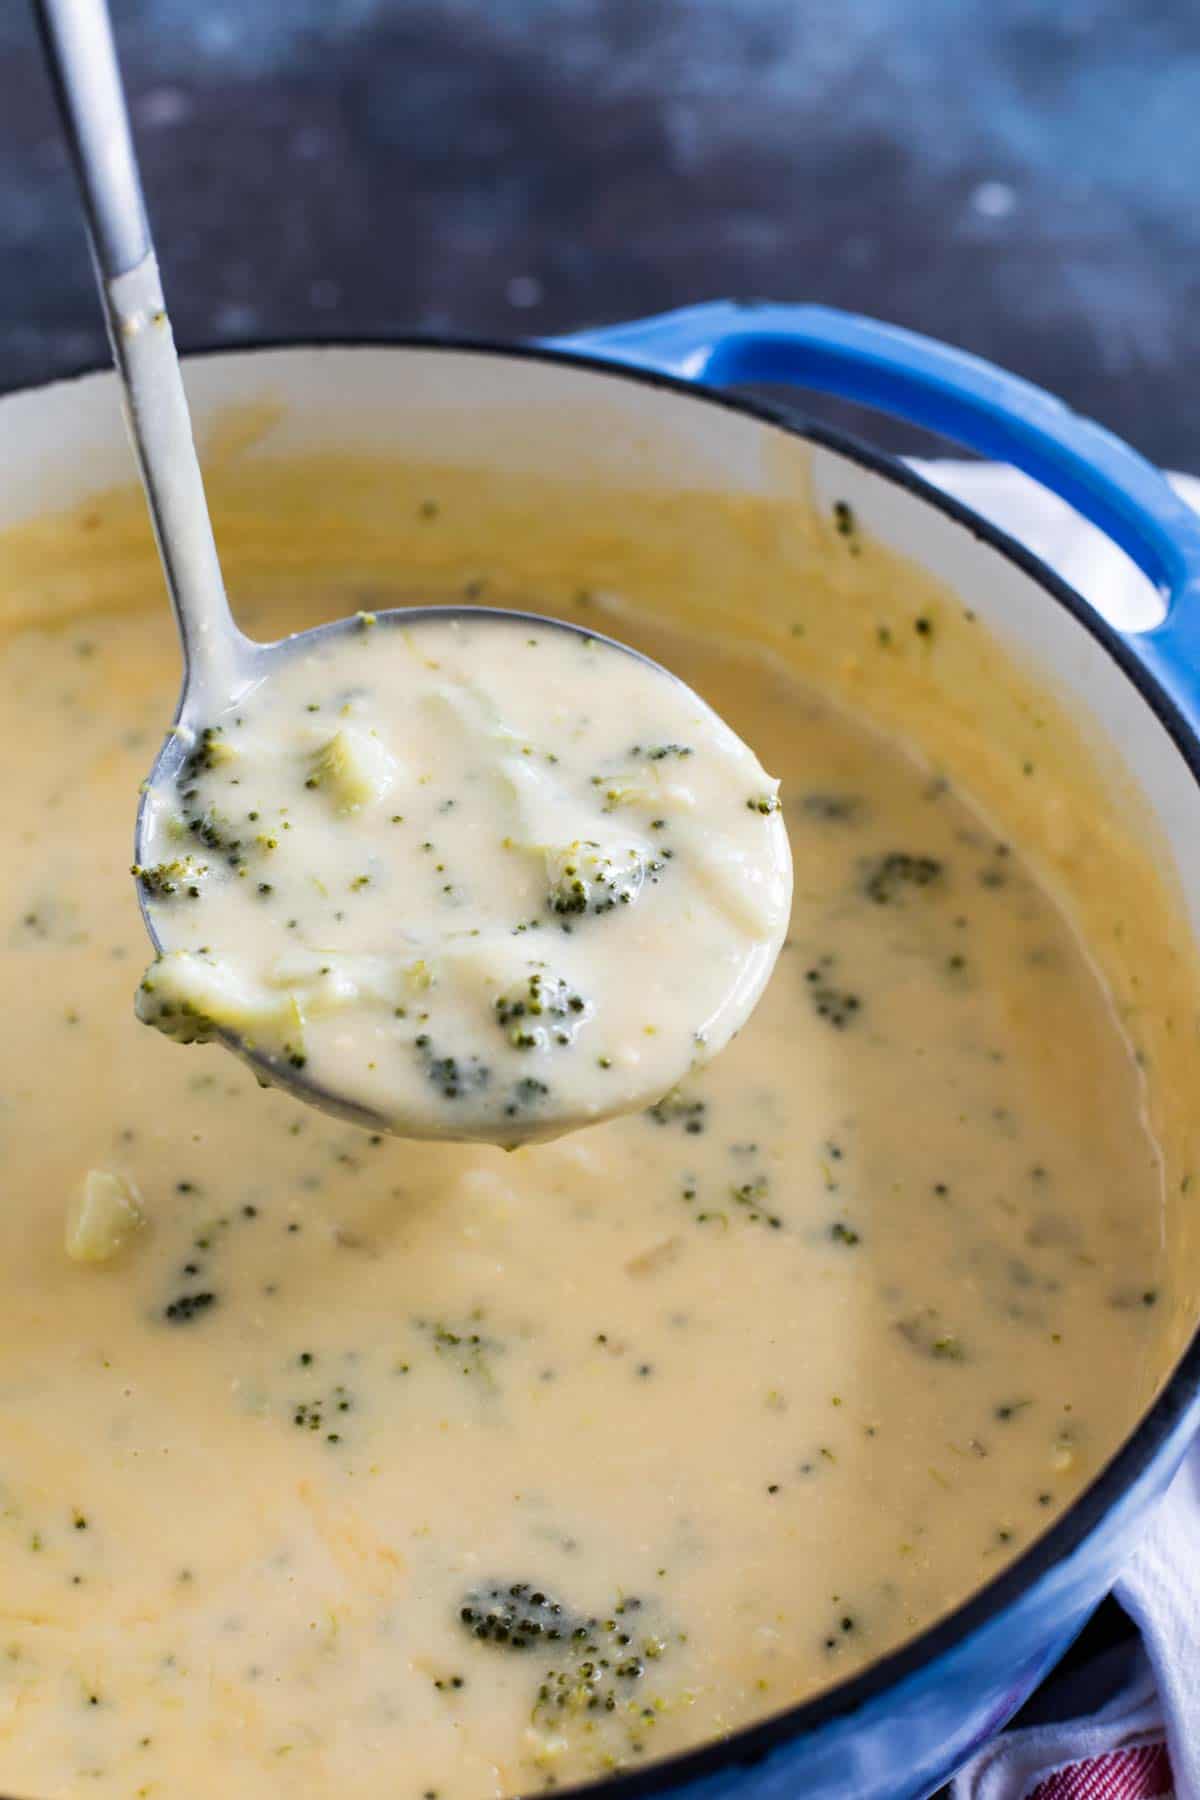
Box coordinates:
[0,579,1168,1800]
[135,613,790,1144]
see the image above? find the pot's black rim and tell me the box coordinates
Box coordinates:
[7,332,1200,1800]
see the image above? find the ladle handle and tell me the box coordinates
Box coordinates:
[33,0,240,693]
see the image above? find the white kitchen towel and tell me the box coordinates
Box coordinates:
[921,462,1200,1800]
[1113,1444,1200,1799]
[952,1649,1167,1799]
[950,1443,1200,1800]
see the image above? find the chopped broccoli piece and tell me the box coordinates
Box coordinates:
[183,805,242,861]
[163,1291,217,1325]
[862,853,943,905]
[415,1316,503,1384]
[457,1581,668,1722]
[459,1582,579,1647]
[505,1075,550,1118]
[804,959,862,1029]
[645,1088,707,1134]
[632,743,694,762]
[832,499,861,550]
[413,1034,491,1100]
[136,952,306,1062]
[545,841,658,917]
[131,855,210,900]
[180,724,238,780]
[494,968,591,1050]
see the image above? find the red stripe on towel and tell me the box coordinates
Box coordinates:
[1026,1741,1173,1800]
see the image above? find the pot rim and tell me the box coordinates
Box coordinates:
[5,331,1199,1796]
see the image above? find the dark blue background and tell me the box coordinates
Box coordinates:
[2,0,1198,465]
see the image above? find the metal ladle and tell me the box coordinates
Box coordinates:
[34,0,689,1133]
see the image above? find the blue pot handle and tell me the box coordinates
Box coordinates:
[546,302,1200,711]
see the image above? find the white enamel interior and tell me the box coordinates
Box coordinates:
[5,342,1199,963]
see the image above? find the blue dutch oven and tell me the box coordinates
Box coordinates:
[4,301,1200,1798]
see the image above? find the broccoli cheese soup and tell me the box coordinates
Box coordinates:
[134,613,791,1145]
[0,456,1187,1800]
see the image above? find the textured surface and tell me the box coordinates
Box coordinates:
[2,0,1199,465]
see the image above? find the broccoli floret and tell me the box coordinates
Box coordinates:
[494,969,591,1050]
[730,1175,782,1228]
[804,958,862,1029]
[412,1034,491,1100]
[410,1033,554,1118]
[179,724,238,781]
[457,1582,667,1722]
[645,1088,707,1134]
[136,986,217,1045]
[862,852,943,905]
[136,952,306,1063]
[290,1381,355,1444]
[545,841,658,917]
[131,855,210,900]
[415,1316,502,1384]
[182,805,243,863]
[163,1291,217,1325]
[632,743,693,762]
[459,1582,579,1648]
[504,1075,550,1118]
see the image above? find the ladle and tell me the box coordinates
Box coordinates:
[34,0,791,1140]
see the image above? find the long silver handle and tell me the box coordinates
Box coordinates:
[33,0,150,279]
[32,0,241,694]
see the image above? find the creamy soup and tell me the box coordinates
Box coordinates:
[135,613,791,1143]
[0,514,1175,1800]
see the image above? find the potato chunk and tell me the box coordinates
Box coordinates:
[66,1170,145,1264]
[308,727,398,812]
